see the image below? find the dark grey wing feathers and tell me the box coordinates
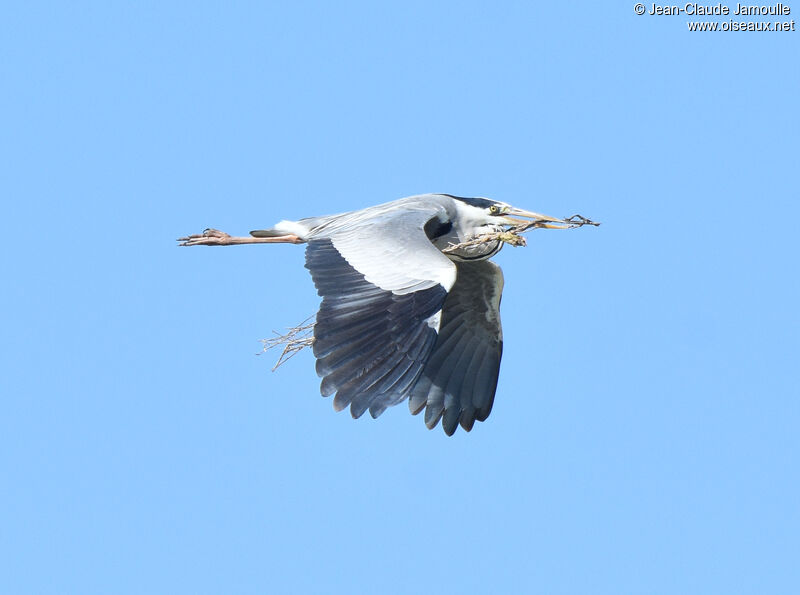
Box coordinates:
[409,260,504,435]
[306,238,448,419]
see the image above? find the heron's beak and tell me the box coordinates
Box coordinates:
[502,207,571,229]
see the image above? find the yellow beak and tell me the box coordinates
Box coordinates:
[502,207,571,229]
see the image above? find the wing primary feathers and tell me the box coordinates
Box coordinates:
[410,260,504,434]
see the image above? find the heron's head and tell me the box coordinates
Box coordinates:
[448,195,569,231]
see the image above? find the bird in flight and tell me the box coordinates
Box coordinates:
[179,193,582,435]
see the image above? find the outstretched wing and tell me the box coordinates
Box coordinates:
[407,260,504,435]
[304,206,458,420]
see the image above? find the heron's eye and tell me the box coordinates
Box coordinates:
[489,205,500,214]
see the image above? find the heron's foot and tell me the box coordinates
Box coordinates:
[177,229,232,246]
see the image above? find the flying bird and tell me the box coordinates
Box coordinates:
[179,193,573,435]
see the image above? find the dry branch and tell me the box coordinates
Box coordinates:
[258,316,316,371]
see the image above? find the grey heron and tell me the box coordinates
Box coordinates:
[179,193,571,435]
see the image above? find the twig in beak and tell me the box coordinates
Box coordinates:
[442,213,600,254]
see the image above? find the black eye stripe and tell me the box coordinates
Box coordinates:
[444,195,496,210]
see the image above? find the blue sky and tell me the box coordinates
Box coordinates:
[2,2,798,593]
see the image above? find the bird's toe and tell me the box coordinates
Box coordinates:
[177,229,232,246]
